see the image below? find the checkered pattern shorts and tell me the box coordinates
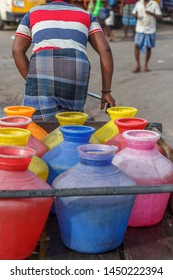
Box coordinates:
[122,4,136,26]
[23,49,91,121]
[135,32,156,53]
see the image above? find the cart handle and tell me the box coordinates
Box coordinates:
[0,185,172,198]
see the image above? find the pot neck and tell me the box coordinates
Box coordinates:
[0,146,35,171]
[122,130,160,150]
[115,118,148,134]
[59,125,95,142]
[0,116,32,129]
[78,144,117,166]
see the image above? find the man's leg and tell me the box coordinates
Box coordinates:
[124,25,128,39]
[132,44,141,73]
[144,47,151,72]
[131,26,136,40]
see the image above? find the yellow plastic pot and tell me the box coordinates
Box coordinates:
[42,128,64,150]
[107,107,138,120]
[90,106,138,144]
[29,155,49,182]
[0,126,48,182]
[43,112,88,150]
[55,112,88,126]
[0,128,31,146]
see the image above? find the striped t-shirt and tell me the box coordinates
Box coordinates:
[15,0,102,55]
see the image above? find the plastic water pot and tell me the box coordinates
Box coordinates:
[0,146,53,260]
[52,144,136,253]
[4,105,36,118]
[4,106,48,141]
[90,106,138,144]
[0,115,32,129]
[0,116,48,157]
[42,125,95,185]
[106,117,148,150]
[0,124,48,182]
[43,111,89,150]
[55,111,88,126]
[112,130,173,227]
[107,107,138,120]
[0,127,31,146]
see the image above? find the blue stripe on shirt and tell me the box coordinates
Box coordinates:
[33,28,88,46]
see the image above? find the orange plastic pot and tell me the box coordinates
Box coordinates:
[4,106,48,141]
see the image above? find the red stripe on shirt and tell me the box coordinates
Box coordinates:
[34,46,61,53]
[15,33,32,41]
[89,29,103,36]
[30,10,90,29]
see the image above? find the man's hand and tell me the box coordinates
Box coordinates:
[145,11,162,20]
[100,93,116,110]
[145,11,154,16]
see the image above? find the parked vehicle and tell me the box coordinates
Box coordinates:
[0,0,45,30]
[161,0,173,23]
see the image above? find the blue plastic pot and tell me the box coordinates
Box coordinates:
[52,144,136,253]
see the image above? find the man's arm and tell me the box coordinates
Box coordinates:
[145,10,162,20]
[12,36,31,80]
[146,2,162,20]
[88,31,116,109]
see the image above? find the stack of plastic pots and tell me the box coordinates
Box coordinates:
[90,106,138,144]
[42,111,89,150]
[0,115,48,157]
[4,106,48,141]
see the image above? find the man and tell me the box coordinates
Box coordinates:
[12,0,115,121]
[132,0,162,73]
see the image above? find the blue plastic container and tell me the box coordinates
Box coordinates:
[52,144,136,253]
[42,125,95,185]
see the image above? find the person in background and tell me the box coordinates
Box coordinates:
[87,0,95,12]
[12,0,115,121]
[119,0,137,40]
[105,5,116,42]
[132,0,162,73]
[97,1,111,26]
[97,2,115,42]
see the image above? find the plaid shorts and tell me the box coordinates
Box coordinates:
[135,32,156,53]
[23,49,91,121]
[122,4,136,26]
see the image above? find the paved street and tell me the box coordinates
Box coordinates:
[0,20,173,145]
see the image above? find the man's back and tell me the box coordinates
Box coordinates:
[15,1,101,54]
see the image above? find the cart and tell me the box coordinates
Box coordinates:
[7,120,173,260]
